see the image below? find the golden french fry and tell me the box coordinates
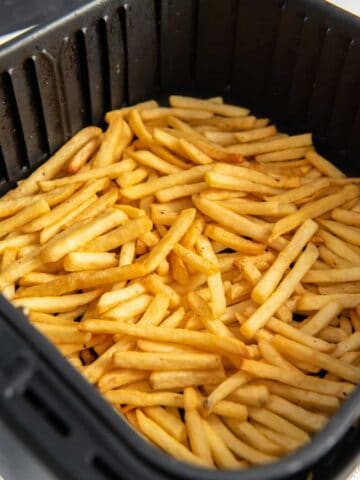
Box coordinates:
[240,243,318,339]
[105,100,159,122]
[306,151,345,178]
[144,406,187,443]
[66,135,101,174]
[114,351,221,370]
[224,419,283,456]
[40,209,127,263]
[121,165,210,200]
[0,199,50,239]
[169,96,249,117]
[193,196,270,242]
[136,410,207,467]
[80,320,249,357]
[40,159,135,191]
[272,335,360,384]
[98,370,149,392]
[265,382,339,413]
[270,185,359,240]
[240,359,353,398]
[128,150,180,175]
[184,388,214,466]
[33,323,91,344]
[202,420,246,469]
[208,415,276,465]
[14,289,102,313]
[63,252,118,271]
[319,219,360,246]
[297,293,360,311]
[248,407,309,443]
[93,116,123,167]
[227,133,312,156]
[8,126,101,198]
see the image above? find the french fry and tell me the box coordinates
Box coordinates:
[63,252,118,271]
[102,294,152,321]
[306,151,345,178]
[265,394,328,433]
[267,178,330,204]
[128,109,153,144]
[121,165,210,200]
[142,209,196,272]
[0,199,50,239]
[105,100,159,122]
[240,243,318,339]
[255,146,311,163]
[227,133,312,156]
[235,126,277,143]
[13,289,102,313]
[333,332,360,358]
[143,406,187,443]
[128,150,180,175]
[193,196,270,242]
[93,116,124,167]
[8,126,101,199]
[318,230,360,265]
[144,274,180,308]
[247,407,310,443]
[218,199,296,217]
[40,194,98,244]
[204,224,264,255]
[258,339,301,374]
[203,371,251,412]
[97,282,146,313]
[184,388,214,466]
[40,209,127,263]
[229,385,270,408]
[208,415,276,465]
[196,235,226,317]
[156,182,207,203]
[169,95,249,117]
[320,219,360,246]
[66,135,101,174]
[252,219,318,303]
[98,370,149,392]
[202,420,246,469]
[114,351,221,371]
[85,216,152,253]
[331,208,360,227]
[272,335,360,383]
[80,321,249,357]
[136,410,207,467]
[34,323,91,344]
[205,171,283,195]
[39,159,135,191]
[22,178,109,233]
[142,107,213,121]
[265,382,339,413]
[297,294,360,311]
[270,185,359,240]
[240,359,353,398]
[224,420,283,456]
[266,317,334,353]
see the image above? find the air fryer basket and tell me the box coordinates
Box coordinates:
[0,1,360,479]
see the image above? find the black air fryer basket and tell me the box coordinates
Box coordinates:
[0,1,360,479]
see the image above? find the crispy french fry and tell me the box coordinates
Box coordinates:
[240,243,318,339]
[136,410,207,467]
[272,335,360,383]
[306,151,345,178]
[270,186,359,240]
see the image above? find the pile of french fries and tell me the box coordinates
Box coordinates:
[1,95,360,470]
